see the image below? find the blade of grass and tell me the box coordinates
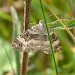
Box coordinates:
[10,7,21,75]
[47,19,75,29]
[39,0,58,75]
[42,0,75,42]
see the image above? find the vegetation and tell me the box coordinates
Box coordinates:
[0,0,75,75]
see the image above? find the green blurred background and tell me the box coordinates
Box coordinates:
[0,0,75,75]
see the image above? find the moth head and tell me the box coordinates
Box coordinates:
[20,30,31,41]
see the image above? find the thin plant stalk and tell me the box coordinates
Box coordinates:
[43,0,75,42]
[21,0,31,75]
[39,0,59,75]
[21,53,28,75]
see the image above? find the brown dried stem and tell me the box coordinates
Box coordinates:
[21,0,31,75]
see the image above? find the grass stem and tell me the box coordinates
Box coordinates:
[39,0,59,75]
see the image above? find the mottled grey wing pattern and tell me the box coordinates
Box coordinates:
[12,20,61,54]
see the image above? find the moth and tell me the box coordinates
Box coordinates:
[12,20,61,54]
